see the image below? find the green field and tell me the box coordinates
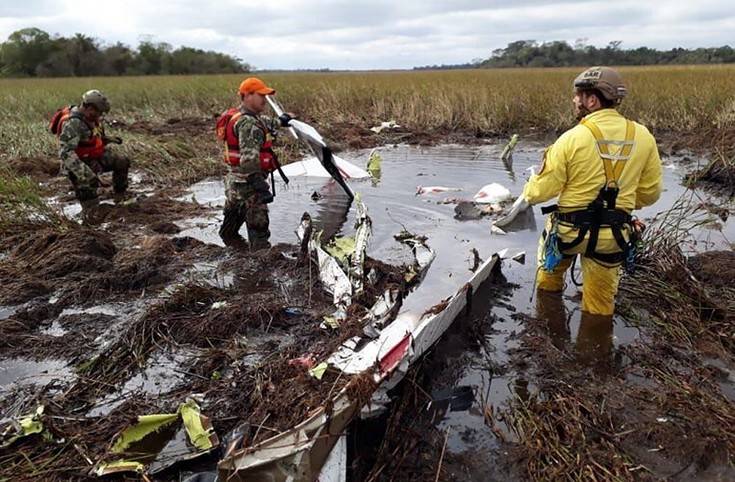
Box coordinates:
[2,65,734,153]
[1,65,733,228]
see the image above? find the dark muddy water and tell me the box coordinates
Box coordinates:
[226,142,730,470]
[2,141,733,478]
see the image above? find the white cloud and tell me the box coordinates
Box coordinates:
[0,0,732,69]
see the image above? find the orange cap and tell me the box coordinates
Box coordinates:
[238,77,276,95]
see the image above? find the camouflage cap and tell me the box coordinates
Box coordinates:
[81,89,111,113]
[573,67,627,103]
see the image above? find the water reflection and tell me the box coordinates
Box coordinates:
[534,289,625,373]
[535,290,571,350]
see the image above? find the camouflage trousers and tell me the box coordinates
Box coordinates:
[65,151,130,202]
[220,174,270,248]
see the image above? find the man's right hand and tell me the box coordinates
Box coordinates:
[278,113,297,127]
[247,173,274,204]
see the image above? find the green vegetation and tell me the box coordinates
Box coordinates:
[0,165,70,234]
[0,28,249,77]
[416,40,735,69]
[1,66,733,143]
[482,40,735,67]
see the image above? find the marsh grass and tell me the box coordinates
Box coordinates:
[0,165,70,234]
[0,66,732,227]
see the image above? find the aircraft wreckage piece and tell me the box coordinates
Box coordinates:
[218,244,500,481]
[280,155,370,180]
[295,197,374,308]
[93,399,218,476]
[267,96,369,199]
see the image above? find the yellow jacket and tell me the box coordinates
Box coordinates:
[522,108,663,254]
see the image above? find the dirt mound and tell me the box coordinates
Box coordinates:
[56,234,213,305]
[150,221,181,234]
[689,250,735,289]
[0,224,216,305]
[122,116,213,136]
[159,244,334,347]
[7,156,60,180]
[322,122,490,153]
[685,153,735,197]
[324,121,378,150]
[0,228,116,303]
[84,194,207,229]
[0,311,116,361]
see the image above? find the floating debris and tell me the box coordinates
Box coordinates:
[370,120,401,133]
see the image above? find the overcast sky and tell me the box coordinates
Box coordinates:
[1,0,733,70]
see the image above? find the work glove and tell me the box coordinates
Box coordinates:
[247,173,274,204]
[278,112,296,127]
[493,196,531,228]
[103,136,123,145]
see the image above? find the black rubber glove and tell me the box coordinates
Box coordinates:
[278,113,294,127]
[247,173,274,204]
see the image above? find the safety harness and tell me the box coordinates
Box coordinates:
[541,117,637,267]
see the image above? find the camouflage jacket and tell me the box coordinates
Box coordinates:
[58,106,106,169]
[230,107,281,179]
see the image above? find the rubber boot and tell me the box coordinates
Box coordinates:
[112,157,130,195]
[219,206,248,249]
[80,197,104,226]
[247,227,271,251]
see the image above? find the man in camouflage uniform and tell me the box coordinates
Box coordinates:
[58,89,130,205]
[218,77,292,249]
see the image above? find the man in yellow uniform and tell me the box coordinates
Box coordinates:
[496,67,663,315]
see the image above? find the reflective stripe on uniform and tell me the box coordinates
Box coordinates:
[580,117,636,186]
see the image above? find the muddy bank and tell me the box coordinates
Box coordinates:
[661,126,735,197]
[320,121,495,152]
[620,242,735,356]
[0,226,219,307]
[500,308,734,481]
[82,194,210,230]
[0,230,409,480]
[686,155,735,198]
[657,125,735,157]
[117,115,498,149]
[115,116,215,137]
[6,156,61,181]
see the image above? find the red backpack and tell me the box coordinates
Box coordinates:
[216,108,243,166]
[49,106,77,135]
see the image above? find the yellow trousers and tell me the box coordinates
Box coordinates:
[536,254,621,316]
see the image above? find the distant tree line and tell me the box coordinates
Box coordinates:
[0,28,251,77]
[415,40,735,70]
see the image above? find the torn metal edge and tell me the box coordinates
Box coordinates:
[218,253,500,481]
